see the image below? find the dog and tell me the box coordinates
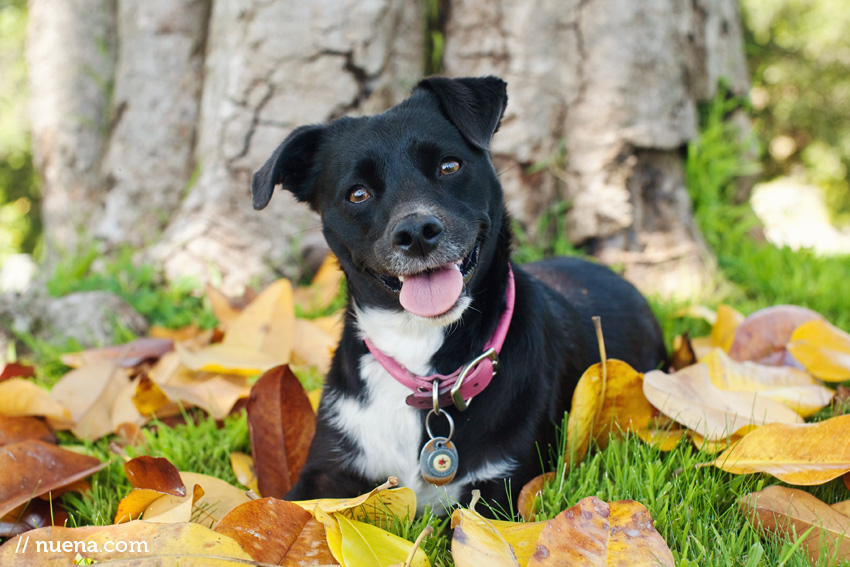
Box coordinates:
[252,76,667,514]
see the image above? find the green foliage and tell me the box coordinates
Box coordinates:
[60,411,251,527]
[686,86,850,332]
[512,201,582,265]
[742,0,850,223]
[46,247,218,331]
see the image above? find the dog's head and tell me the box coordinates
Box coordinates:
[253,76,508,324]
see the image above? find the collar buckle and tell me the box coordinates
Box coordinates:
[450,347,499,411]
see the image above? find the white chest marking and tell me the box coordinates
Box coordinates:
[327,306,517,511]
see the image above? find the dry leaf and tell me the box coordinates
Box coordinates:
[450,507,519,567]
[294,477,417,526]
[518,472,556,521]
[671,333,697,371]
[702,348,833,417]
[0,520,255,565]
[179,471,253,528]
[176,342,286,377]
[292,318,337,374]
[567,360,651,465]
[125,456,186,495]
[0,415,54,446]
[148,324,205,342]
[293,253,345,312]
[0,378,71,424]
[142,484,205,524]
[159,372,251,420]
[643,364,803,441]
[728,305,823,365]
[131,374,182,418]
[787,319,850,382]
[336,513,430,567]
[741,485,850,564]
[230,451,259,494]
[0,361,35,381]
[526,497,674,567]
[214,497,338,565]
[0,498,69,538]
[49,361,128,440]
[59,338,173,368]
[205,283,243,330]
[115,488,172,524]
[715,414,850,484]
[0,439,107,517]
[833,500,850,518]
[635,427,688,452]
[247,365,315,498]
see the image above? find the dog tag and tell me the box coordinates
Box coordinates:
[419,437,459,485]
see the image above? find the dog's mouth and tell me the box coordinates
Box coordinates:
[374,241,480,318]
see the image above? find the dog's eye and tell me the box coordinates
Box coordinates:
[439,159,461,175]
[348,186,371,203]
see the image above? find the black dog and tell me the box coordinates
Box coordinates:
[252,76,666,513]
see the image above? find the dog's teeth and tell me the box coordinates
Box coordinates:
[398,275,404,283]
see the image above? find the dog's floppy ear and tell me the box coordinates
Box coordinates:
[252,124,326,210]
[415,76,507,151]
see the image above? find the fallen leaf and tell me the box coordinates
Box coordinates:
[60,338,173,368]
[142,484,205,524]
[450,507,519,567]
[149,324,205,342]
[0,378,71,424]
[689,426,757,455]
[787,319,850,382]
[567,360,651,465]
[336,513,430,567]
[131,374,182,418]
[205,284,243,330]
[518,472,556,521]
[643,364,803,441]
[833,500,850,517]
[741,485,850,564]
[292,318,337,374]
[159,371,251,420]
[728,305,823,365]
[671,333,697,371]
[0,498,69,538]
[526,497,674,566]
[179,471,253,528]
[0,415,54,446]
[49,361,128,440]
[715,415,850,484]
[124,456,186,496]
[702,348,834,417]
[0,520,256,565]
[0,439,107,517]
[214,497,338,565]
[176,342,286,377]
[294,477,417,526]
[230,452,259,494]
[247,365,315,498]
[115,489,171,524]
[711,304,745,354]
[0,361,35,381]
[635,427,687,452]
[293,253,345,312]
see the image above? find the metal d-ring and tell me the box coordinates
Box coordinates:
[425,409,455,442]
[450,347,499,412]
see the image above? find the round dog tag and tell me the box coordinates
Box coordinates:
[419,437,459,485]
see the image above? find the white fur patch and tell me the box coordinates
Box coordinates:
[326,305,514,512]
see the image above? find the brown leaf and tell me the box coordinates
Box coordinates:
[0,415,54,446]
[0,361,35,381]
[833,499,850,518]
[518,472,556,521]
[0,439,107,517]
[124,456,186,496]
[527,497,673,566]
[0,520,256,565]
[741,485,850,564]
[247,365,315,498]
[728,305,823,365]
[50,361,129,440]
[838,385,850,405]
[215,497,339,565]
[671,333,697,371]
[60,338,174,369]
[0,498,69,538]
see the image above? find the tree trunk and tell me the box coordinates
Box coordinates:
[147,0,424,292]
[442,0,750,297]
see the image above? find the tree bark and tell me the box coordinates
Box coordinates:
[147,0,424,292]
[27,0,116,264]
[442,0,749,297]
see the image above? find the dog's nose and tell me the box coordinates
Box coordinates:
[392,215,444,257]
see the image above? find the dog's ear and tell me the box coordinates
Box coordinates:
[252,125,326,210]
[415,76,508,151]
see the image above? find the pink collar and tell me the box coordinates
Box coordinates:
[364,265,515,411]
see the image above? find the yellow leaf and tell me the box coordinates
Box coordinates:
[643,364,803,441]
[226,278,295,357]
[450,508,519,567]
[0,378,71,423]
[0,521,254,565]
[711,304,744,353]
[293,253,345,312]
[489,519,548,566]
[315,506,345,565]
[788,319,850,382]
[715,414,850,484]
[159,372,251,420]
[143,484,205,524]
[308,388,323,412]
[176,342,285,376]
[115,488,168,524]
[292,318,337,374]
[526,497,674,566]
[689,425,757,455]
[229,451,259,494]
[702,348,833,417]
[566,362,603,466]
[336,513,430,567]
[179,472,252,528]
[294,478,417,525]
[636,427,687,452]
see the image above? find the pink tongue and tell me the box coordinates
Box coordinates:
[399,265,464,317]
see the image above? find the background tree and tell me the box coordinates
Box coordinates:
[23,0,750,295]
